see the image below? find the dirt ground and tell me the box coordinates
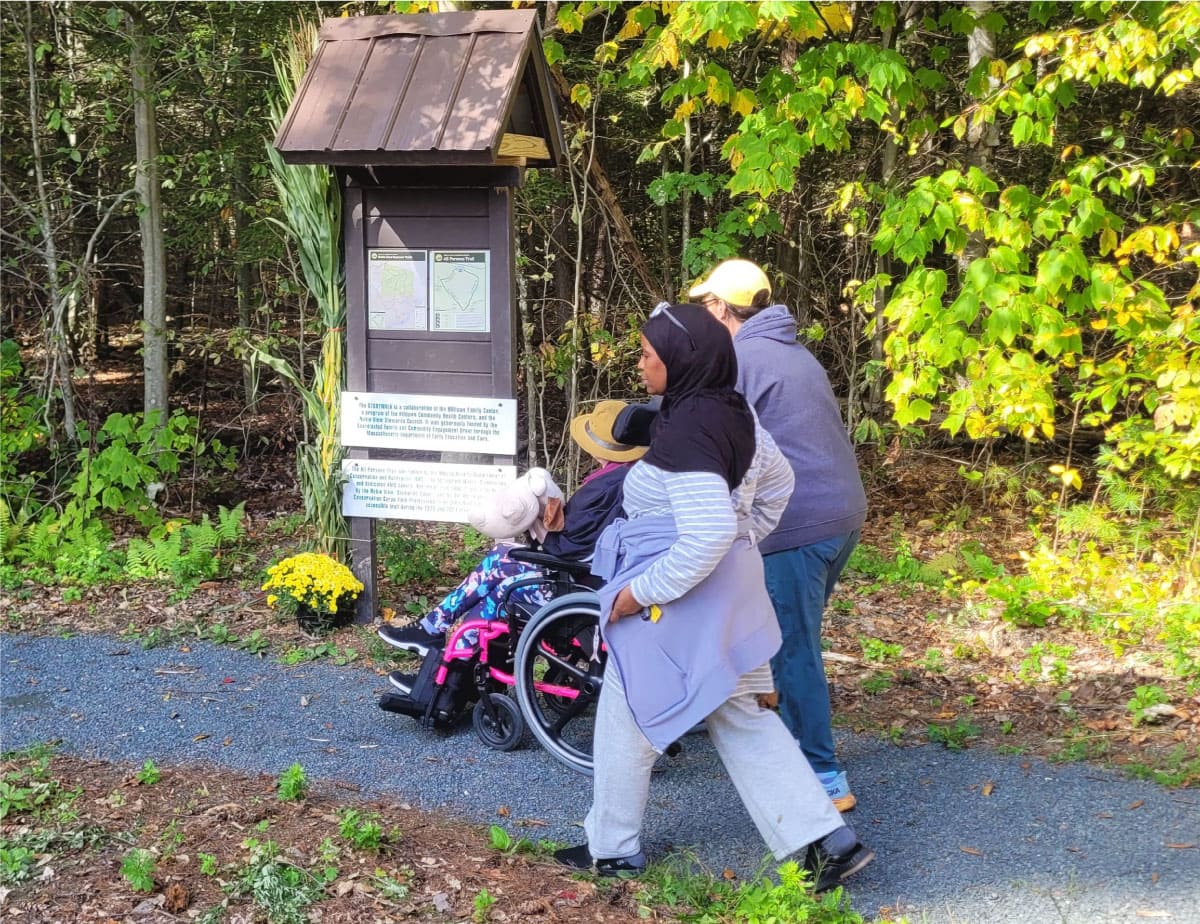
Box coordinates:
[0,753,649,923]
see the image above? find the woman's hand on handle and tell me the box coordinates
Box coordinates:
[609,585,643,623]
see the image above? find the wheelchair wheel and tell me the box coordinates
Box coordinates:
[473,692,525,751]
[514,595,604,775]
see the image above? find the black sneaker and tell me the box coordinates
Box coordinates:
[553,844,646,878]
[378,622,444,657]
[803,841,875,892]
[388,670,418,695]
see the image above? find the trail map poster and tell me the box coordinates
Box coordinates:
[367,249,429,330]
[431,250,489,332]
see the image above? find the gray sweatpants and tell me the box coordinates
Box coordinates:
[584,663,845,860]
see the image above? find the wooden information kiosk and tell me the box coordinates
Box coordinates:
[274,10,564,619]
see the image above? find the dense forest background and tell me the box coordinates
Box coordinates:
[2,2,1197,682]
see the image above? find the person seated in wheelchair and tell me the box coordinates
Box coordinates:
[377,399,656,672]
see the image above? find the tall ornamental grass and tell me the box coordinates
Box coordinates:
[258,20,347,559]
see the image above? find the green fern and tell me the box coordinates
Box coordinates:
[125,504,246,592]
[214,503,246,543]
[0,498,32,557]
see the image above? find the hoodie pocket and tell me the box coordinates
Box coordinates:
[622,641,690,726]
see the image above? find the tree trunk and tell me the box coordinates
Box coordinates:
[960,0,999,275]
[234,130,256,410]
[23,0,76,440]
[128,7,168,421]
[869,16,901,419]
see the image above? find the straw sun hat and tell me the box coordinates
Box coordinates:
[570,400,648,463]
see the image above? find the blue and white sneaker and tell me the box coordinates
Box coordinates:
[817,770,857,813]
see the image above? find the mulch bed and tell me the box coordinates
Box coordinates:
[0,754,647,923]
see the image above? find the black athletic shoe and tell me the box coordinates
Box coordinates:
[803,841,875,892]
[378,622,444,657]
[553,844,646,878]
[388,670,418,695]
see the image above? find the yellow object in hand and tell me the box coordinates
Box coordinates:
[648,604,663,623]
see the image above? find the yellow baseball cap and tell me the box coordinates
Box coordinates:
[687,259,771,308]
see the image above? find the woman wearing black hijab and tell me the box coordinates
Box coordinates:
[555,304,874,891]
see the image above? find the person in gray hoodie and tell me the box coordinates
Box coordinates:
[690,259,868,812]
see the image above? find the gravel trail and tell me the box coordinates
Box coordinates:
[2,632,1196,923]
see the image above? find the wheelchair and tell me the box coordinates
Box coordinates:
[378,546,605,776]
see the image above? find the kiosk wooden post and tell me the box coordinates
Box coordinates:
[274,11,563,620]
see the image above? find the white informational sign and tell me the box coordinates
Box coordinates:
[341,392,516,454]
[431,250,489,332]
[367,249,429,330]
[342,459,515,522]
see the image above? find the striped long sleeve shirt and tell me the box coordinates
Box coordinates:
[624,423,794,607]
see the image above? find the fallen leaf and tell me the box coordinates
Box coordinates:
[223,677,235,684]
[1095,811,1113,818]
[496,805,510,817]
[132,895,165,914]
[222,737,232,747]
[982,781,995,796]
[1129,800,1144,810]
[960,846,982,856]
[722,868,737,880]
[1165,843,1197,849]
[163,882,190,913]
[192,734,209,742]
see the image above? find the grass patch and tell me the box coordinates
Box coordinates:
[629,852,865,923]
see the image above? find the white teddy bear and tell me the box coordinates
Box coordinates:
[467,467,564,542]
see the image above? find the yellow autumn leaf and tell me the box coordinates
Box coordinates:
[706,75,730,105]
[1049,464,1082,489]
[651,29,680,69]
[823,3,854,33]
[707,30,732,51]
[616,16,645,42]
[844,82,865,110]
[674,97,697,120]
[731,88,756,117]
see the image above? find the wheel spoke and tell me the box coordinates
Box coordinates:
[546,689,594,735]
[533,646,588,683]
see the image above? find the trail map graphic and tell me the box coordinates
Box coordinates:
[431,251,489,332]
[367,249,428,330]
